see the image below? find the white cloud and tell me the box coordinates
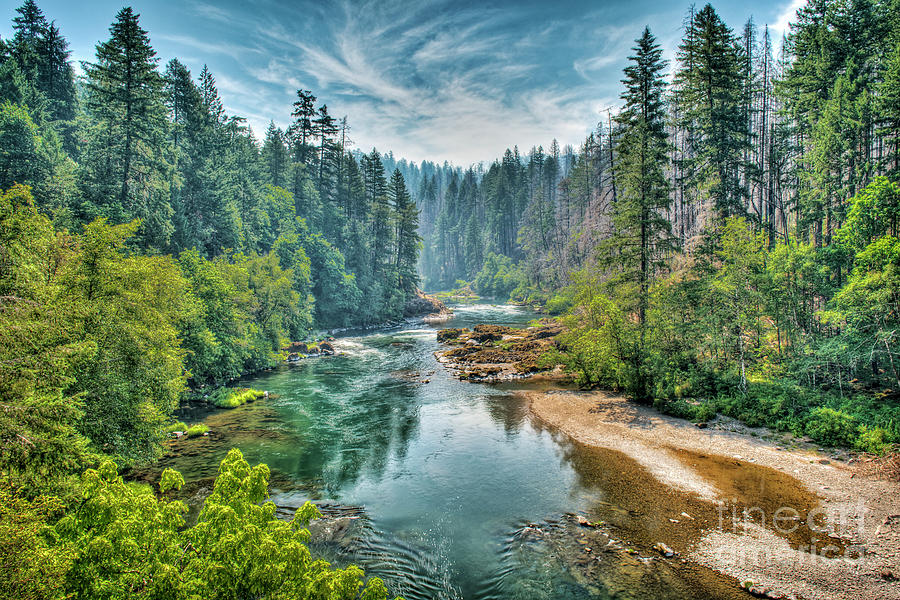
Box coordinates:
[770,0,805,42]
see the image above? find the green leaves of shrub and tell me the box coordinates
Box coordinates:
[55,448,396,600]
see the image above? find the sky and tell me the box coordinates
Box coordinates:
[1,0,805,166]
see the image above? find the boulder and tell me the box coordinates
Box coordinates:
[437,328,467,343]
[652,542,676,557]
[471,324,511,342]
[404,288,451,317]
[319,341,335,355]
[285,341,309,354]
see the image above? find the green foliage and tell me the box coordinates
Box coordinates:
[653,398,717,423]
[855,426,895,454]
[544,291,573,315]
[163,421,187,434]
[55,449,395,600]
[473,252,526,300]
[554,271,639,390]
[65,218,189,461]
[805,408,860,447]
[0,484,70,600]
[209,387,265,409]
[185,423,209,437]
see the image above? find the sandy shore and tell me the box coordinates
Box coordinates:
[526,390,900,600]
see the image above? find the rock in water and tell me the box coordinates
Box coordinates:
[404,288,451,318]
[652,542,676,557]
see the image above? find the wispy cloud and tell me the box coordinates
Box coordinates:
[30,0,786,165]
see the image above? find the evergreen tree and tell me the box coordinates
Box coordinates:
[262,121,289,188]
[390,169,421,292]
[290,89,316,164]
[674,4,748,225]
[606,26,675,352]
[80,7,172,249]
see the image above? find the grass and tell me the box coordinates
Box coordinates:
[209,387,265,408]
[185,424,209,437]
[163,421,187,434]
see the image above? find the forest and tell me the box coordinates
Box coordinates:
[2,0,900,598]
[419,0,900,455]
[1,1,415,598]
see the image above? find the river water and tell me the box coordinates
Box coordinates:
[158,303,751,599]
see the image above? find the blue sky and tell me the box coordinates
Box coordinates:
[2,0,804,165]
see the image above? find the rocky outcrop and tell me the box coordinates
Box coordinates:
[404,288,452,322]
[284,338,337,361]
[435,320,567,382]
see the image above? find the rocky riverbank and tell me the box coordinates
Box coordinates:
[526,390,900,600]
[404,288,453,323]
[434,321,569,382]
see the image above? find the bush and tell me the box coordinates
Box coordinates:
[855,426,896,454]
[54,449,394,599]
[806,407,860,447]
[655,398,717,423]
[209,387,265,408]
[164,421,187,434]
[545,293,572,315]
[0,486,69,600]
[185,424,209,437]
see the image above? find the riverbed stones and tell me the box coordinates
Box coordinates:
[436,328,467,343]
[653,542,676,558]
[436,321,567,383]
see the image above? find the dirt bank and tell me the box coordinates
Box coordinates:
[526,390,900,600]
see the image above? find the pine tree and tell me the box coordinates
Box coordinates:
[262,121,289,188]
[606,26,675,351]
[877,42,900,175]
[80,7,172,249]
[290,89,316,164]
[674,4,748,226]
[390,169,420,292]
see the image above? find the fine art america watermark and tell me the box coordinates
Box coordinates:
[713,499,870,565]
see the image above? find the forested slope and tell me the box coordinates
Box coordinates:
[417,1,900,452]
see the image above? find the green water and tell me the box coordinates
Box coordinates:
[166,303,746,600]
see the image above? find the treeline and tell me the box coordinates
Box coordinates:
[422,0,900,299]
[1,1,421,331]
[421,1,900,451]
[0,0,427,466]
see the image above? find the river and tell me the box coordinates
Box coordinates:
[153,303,748,600]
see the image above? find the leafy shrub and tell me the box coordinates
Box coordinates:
[209,387,265,408]
[185,424,209,437]
[0,486,69,600]
[654,398,717,423]
[855,426,896,454]
[545,293,573,315]
[164,421,187,434]
[55,449,395,599]
[806,407,860,447]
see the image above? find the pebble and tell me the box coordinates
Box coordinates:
[653,542,676,558]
